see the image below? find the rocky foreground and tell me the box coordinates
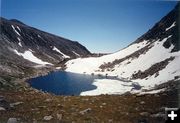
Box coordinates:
[0,83,178,123]
[0,63,179,123]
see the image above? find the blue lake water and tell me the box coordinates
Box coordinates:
[28,71,139,96]
[28,71,103,95]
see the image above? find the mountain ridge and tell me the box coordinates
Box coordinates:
[1,17,83,43]
[0,17,91,85]
[132,2,179,52]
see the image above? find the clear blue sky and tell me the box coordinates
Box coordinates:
[1,0,177,53]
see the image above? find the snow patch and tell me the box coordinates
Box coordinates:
[56,67,61,70]
[11,25,21,36]
[53,46,70,58]
[37,34,44,40]
[166,22,176,31]
[137,88,165,95]
[13,49,52,65]
[80,79,133,96]
[17,37,21,41]
[72,51,80,57]
[18,42,22,47]
[38,35,41,38]
[16,26,21,32]
[17,37,22,47]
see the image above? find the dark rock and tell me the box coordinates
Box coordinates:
[7,118,17,123]
[79,108,92,115]
[0,98,10,110]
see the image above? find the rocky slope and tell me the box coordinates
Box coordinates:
[66,3,180,93]
[0,17,91,86]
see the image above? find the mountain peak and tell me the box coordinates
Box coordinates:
[132,2,179,52]
[9,19,26,26]
[0,16,91,70]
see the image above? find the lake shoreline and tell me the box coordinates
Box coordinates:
[27,67,138,96]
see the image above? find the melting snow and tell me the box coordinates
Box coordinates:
[11,25,21,36]
[166,22,176,31]
[13,49,52,65]
[18,42,22,47]
[17,37,21,41]
[66,36,180,95]
[80,79,133,96]
[65,40,150,74]
[17,37,22,47]
[56,67,61,69]
[37,34,44,40]
[38,35,41,38]
[142,89,165,94]
[134,53,180,88]
[72,51,80,56]
[53,46,70,58]
[111,36,174,79]
[16,26,21,32]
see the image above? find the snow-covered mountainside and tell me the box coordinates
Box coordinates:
[0,18,91,81]
[66,3,180,94]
